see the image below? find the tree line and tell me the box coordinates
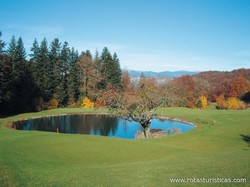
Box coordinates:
[0,32,122,114]
[1,31,250,115]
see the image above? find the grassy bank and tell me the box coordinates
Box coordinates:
[0,107,249,186]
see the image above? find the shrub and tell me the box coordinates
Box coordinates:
[67,98,77,108]
[197,95,207,109]
[48,98,59,109]
[94,97,105,107]
[216,94,226,109]
[81,97,94,108]
[216,95,246,110]
[226,97,239,109]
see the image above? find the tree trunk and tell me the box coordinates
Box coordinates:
[143,127,150,138]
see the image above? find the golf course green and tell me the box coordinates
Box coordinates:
[0,107,249,186]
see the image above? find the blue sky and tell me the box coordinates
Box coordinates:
[1,0,250,71]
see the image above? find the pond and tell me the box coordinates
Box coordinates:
[12,114,195,139]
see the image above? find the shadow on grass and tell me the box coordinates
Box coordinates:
[240,134,250,148]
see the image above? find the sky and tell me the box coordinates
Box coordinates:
[1,0,250,72]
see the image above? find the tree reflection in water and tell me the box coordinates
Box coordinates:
[13,114,194,139]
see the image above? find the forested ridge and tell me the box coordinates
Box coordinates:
[0,33,122,114]
[0,32,250,114]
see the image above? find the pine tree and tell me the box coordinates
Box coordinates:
[0,54,12,113]
[101,47,113,83]
[7,35,17,62]
[68,47,80,103]
[8,37,36,113]
[30,38,52,103]
[101,47,122,88]
[30,39,40,91]
[94,50,102,71]
[37,38,50,100]
[10,37,26,82]
[15,37,26,61]
[112,52,122,88]
[56,41,70,106]
[0,31,6,54]
[94,50,106,90]
[49,38,61,97]
[30,38,39,63]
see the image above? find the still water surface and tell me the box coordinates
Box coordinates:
[13,115,195,139]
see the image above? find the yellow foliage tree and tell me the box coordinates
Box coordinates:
[81,97,94,108]
[226,97,240,110]
[216,94,226,109]
[198,95,208,109]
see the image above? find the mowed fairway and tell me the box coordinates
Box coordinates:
[0,107,249,187]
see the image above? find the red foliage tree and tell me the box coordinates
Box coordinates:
[171,75,196,108]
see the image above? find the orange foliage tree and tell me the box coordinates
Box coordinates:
[122,70,132,91]
[216,94,226,109]
[229,76,248,98]
[171,75,196,108]
[48,98,59,109]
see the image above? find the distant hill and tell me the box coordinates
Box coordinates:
[128,70,199,78]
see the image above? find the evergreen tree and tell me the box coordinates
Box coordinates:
[81,49,92,59]
[94,50,102,71]
[68,47,80,103]
[112,52,122,88]
[30,38,40,92]
[0,54,12,113]
[101,47,122,88]
[8,37,36,113]
[56,41,70,106]
[101,47,113,84]
[38,38,50,99]
[10,37,26,82]
[30,38,51,105]
[7,35,17,62]
[15,37,26,61]
[30,38,39,63]
[0,31,6,54]
[49,38,61,97]
[94,50,106,90]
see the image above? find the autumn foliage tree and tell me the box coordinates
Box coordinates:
[197,95,208,109]
[48,98,59,109]
[101,78,167,138]
[81,97,94,108]
[170,75,196,108]
[229,76,248,98]
[226,97,246,110]
[216,95,246,110]
[216,94,226,109]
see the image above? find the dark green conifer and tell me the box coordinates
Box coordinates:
[68,47,80,102]
[0,31,6,54]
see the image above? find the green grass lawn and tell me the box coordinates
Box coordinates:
[0,107,249,187]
